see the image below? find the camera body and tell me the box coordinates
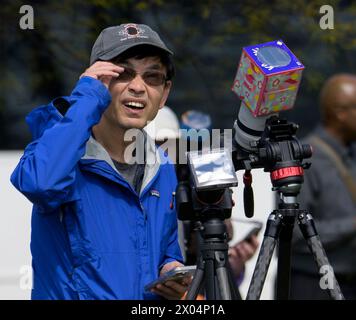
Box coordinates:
[176,148,236,221]
[176,181,233,221]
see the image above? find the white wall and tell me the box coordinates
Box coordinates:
[0,152,276,300]
[0,151,32,300]
[230,169,277,300]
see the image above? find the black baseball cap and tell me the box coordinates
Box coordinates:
[90,23,173,65]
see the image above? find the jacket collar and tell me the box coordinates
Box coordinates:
[82,130,162,195]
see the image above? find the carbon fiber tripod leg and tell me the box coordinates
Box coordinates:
[246,213,283,300]
[297,212,345,300]
[246,237,277,300]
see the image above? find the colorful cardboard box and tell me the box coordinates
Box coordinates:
[232,40,304,116]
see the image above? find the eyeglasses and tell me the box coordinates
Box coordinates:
[116,67,167,86]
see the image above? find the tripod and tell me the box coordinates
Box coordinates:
[230,116,345,300]
[185,216,241,300]
[246,182,345,300]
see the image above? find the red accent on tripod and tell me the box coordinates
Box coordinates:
[243,170,252,186]
[271,166,304,181]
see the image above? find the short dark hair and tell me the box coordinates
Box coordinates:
[111,44,175,81]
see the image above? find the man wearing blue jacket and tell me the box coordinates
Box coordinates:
[11,23,187,300]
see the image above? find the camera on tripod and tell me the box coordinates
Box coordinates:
[177,39,344,300]
[230,40,343,300]
[229,40,314,218]
[176,149,241,300]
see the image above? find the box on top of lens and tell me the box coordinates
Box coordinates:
[232,40,304,117]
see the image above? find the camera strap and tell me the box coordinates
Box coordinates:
[310,135,356,204]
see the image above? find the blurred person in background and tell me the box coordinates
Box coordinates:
[290,73,356,300]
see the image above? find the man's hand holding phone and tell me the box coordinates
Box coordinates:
[149,261,193,300]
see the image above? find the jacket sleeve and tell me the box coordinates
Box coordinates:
[10,77,111,212]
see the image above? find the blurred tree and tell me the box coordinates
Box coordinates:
[0,0,355,148]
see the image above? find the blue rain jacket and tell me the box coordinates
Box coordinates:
[10,77,183,299]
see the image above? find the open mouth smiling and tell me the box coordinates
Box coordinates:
[123,100,146,110]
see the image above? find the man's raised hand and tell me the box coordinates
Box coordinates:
[80,61,124,89]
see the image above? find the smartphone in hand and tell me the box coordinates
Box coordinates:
[243,224,263,243]
[144,266,196,293]
[230,218,263,244]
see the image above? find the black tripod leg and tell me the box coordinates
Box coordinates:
[185,258,205,300]
[205,257,217,300]
[215,252,232,300]
[276,214,295,300]
[246,212,283,300]
[297,212,345,300]
[226,259,242,300]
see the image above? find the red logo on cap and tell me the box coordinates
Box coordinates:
[119,24,146,40]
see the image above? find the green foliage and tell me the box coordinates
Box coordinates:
[0,0,355,148]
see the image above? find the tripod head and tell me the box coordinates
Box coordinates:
[232,115,313,216]
[240,117,345,300]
